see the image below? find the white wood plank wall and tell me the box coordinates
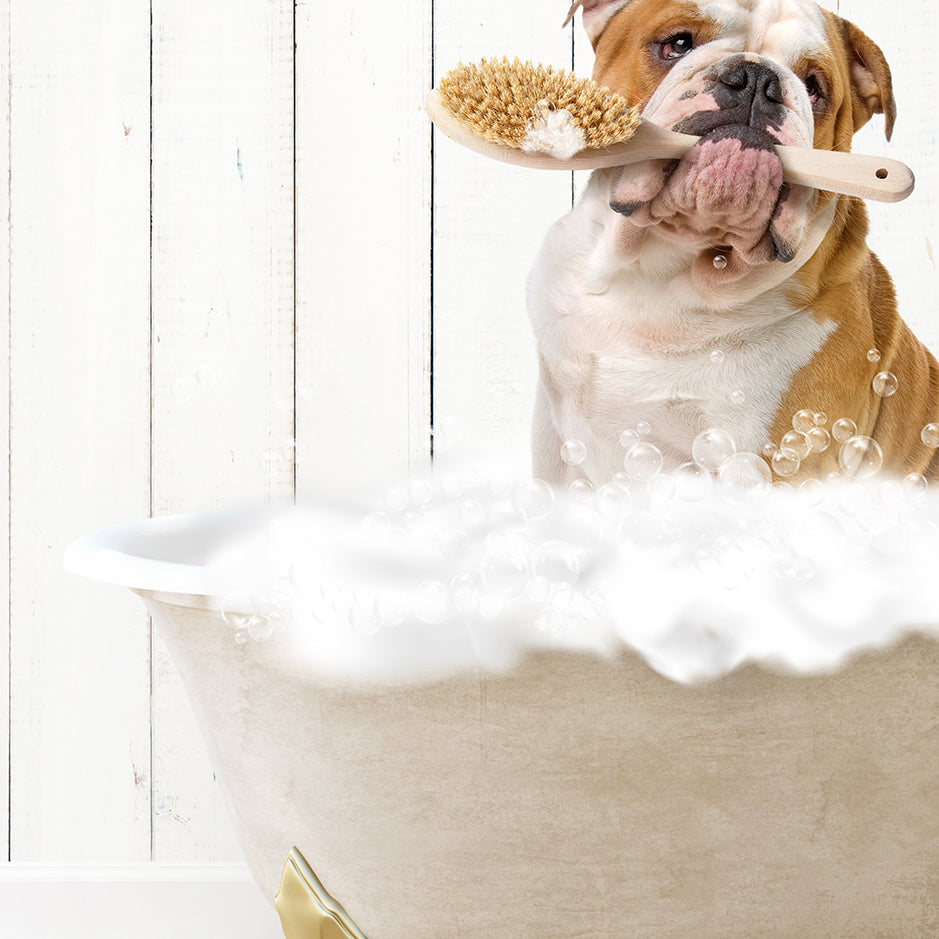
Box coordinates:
[0,0,936,893]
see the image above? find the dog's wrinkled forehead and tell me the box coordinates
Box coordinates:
[567,0,828,62]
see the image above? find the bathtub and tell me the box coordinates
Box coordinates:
[65,505,939,937]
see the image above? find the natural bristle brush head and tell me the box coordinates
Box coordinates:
[436,57,641,160]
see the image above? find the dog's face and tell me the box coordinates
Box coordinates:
[568,0,895,289]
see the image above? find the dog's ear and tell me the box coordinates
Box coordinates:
[563,0,630,47]
[837,17,896,140]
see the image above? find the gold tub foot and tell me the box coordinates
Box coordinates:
[275,847,368,939]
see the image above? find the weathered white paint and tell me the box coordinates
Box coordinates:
[0,0,10,867]
[0,863,281,939]
[149,0,295,861]
[7,0,152,860]
[0,2,936,932]
[295,0,434,495]
[431,1,575,466]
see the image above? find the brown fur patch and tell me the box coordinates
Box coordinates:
[591,0,720,108]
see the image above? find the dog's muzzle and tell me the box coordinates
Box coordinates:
[607,55,814,283]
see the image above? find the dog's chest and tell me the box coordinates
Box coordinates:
[530,240,835,476]
[540,304,786,461]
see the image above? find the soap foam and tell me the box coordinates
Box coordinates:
[206,456,939,685]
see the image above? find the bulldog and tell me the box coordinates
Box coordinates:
[528,0,939,487]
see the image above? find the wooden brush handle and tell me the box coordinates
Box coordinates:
[426,90,914,203]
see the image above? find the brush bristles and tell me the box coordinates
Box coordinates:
[436,57,641,152]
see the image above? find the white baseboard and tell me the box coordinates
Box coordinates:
[0,862,284,939]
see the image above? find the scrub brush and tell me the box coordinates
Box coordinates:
[425,57,914,203]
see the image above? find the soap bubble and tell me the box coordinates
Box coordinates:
[383,486,408,514]
[903,472,928,495]
[247,615,276,642]
[408,477,434,506]
[375,587,409,626]
[792,409,816,433]
[619,429,639,452]
[412,581,451,624]
[440,472,466,499]
[814,412,827,427]
[674,461,712,501]
[713,254,728,270]
[799,478,827,505]
[480,544,530,598]
[478,593,505,621]
[780,431,810,460]
[838,435,883,479]
[458,499,485,528]
[560,439,587,466]
[692,428,736,473]
[451,574,480,615]
[569,477,595,503]
[636,420,652,437]
[533,541,582,586]
[771,447,801,478]
[594,482,632,520]
[867,348,881,363]
[805,427,831,453]
[710,349,725,365]
[730,389,746,405]
[717,452,771,491]
[648,472,677,502]
[349,599,380,636]
[619,510,676,547]
[872,371,898,397]
[922,423,939,447]
[513,478,555,520]
[220,594,258,631]
[526,575,550,603]
[624,441,664,481]
[832,418,857,443]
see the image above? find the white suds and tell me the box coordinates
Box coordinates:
[521,108,587,160]
[207,456,939,686]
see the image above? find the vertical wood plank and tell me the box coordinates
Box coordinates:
[832,0,939,354]
[0,0,10,864]
[294,0,434,495]
[8,0,151,860]
[150,0,295,860]
[432,4,575,467]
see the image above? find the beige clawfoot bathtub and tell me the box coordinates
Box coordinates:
[66,507,939,937]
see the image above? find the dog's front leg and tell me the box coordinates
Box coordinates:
[531,381,572,487]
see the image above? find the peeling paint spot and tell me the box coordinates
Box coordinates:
[236,147,243,181]
[926,237,935,269]
[123,122,132,137]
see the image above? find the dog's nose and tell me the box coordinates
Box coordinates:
[716,61,785,125]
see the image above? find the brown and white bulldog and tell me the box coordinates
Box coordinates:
[528,0,939,487]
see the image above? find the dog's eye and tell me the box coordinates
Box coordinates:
[804,73,824,103]
[659,33,694,61]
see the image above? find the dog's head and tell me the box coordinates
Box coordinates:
[565,0,895,288]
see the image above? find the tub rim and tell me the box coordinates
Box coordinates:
[63,507,282,599]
